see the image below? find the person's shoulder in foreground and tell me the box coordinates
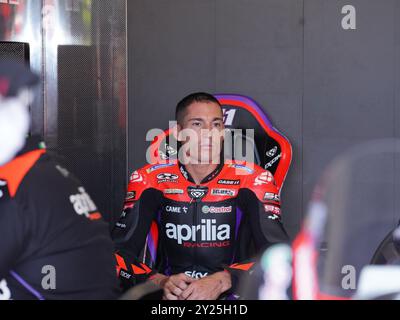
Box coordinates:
[0,136,120,300]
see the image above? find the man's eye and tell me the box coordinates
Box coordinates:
[192,122,202,127]
[214,122,222,128]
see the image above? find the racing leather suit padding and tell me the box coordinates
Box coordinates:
[113,161,289,295]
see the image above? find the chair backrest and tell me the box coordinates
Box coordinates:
[149,94,292,191]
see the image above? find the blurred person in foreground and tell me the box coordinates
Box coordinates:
[0,60,119,300]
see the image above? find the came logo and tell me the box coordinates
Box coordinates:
[166,206,188,214]
[202,206,232,214]
[166,219,230,245]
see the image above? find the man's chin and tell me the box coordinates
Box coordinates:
[182,148,221,165]
[198,155,221,165]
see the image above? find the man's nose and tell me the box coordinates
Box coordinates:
[203,122,213,131]
[201,127,213,138]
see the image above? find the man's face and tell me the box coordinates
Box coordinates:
[0,92,31,166]
[177,101,225,164]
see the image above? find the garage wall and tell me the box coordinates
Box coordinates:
[0,0,128,226]
[128,0,400,238]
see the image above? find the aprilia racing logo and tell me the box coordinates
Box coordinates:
[69,187,101,220]
[166,219,230,247]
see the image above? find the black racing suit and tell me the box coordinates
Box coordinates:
[112,160,289,296]
[0,137,120,300]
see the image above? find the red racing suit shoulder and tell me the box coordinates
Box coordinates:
[124,162,178,205]
[0,149,46,198]
[224,161,280,202]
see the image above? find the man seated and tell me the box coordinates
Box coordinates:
[112,92,289,300]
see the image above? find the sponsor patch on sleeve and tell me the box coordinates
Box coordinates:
[264,204,281,216]
[264,192,280,202]
[254,171,275,186]
[129,171,143,183]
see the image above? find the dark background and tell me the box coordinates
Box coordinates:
[1,0,399,239]
[0,0,127,227]
[128,0,400,238]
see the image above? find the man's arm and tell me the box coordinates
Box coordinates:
[112,169,163,289]
[240,188,289,248]
[225,171,289,293]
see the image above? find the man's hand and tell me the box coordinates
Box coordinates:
[161,274,197,301]
[180,271,232,301]
[149,273,169,288]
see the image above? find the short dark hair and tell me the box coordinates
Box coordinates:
[175,92,222,125]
